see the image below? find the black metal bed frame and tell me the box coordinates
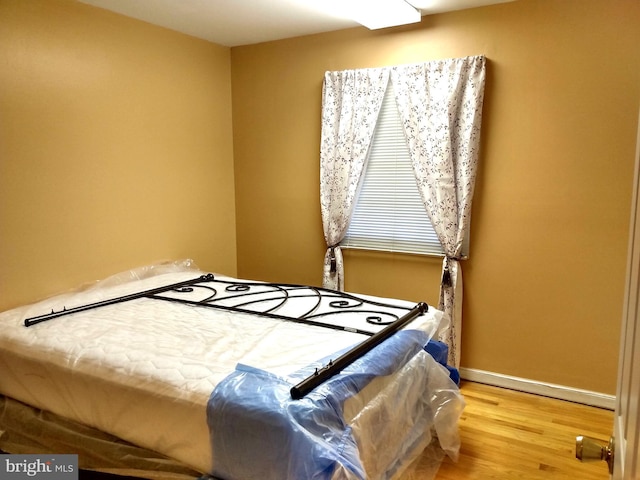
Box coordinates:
[24,274,428,399]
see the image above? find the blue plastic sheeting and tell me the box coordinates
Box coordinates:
[424,341,460,385]
[207,328,430,480]
[424,340,448,365]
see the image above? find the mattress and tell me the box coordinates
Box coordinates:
[0,261,463,479]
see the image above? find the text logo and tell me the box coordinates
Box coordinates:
[1,455,78,480]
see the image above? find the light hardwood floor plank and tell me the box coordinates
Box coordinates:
[410,381,614,480]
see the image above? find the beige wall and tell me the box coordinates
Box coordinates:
[0,0,237,311]
[231,0,640,394]
[1,0,638,396]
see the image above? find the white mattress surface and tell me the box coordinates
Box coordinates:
[0,266,445,476]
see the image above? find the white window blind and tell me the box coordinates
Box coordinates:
[341,81,445,256]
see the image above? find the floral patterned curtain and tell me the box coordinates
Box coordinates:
[320,68,389,291]
[390,56,486,367]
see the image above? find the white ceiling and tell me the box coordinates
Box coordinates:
[77,0,515,47]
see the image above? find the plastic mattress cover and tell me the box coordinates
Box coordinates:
[208,334,463,480]
[0,260,464,480]
[0,395,201,480]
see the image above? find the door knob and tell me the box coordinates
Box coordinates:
[575,435,614,474]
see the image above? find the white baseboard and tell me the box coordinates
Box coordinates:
[459,367,615,410]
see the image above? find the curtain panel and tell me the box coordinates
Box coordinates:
[319,68,389,291]
[320,56,486,367]
[390,56,486,367]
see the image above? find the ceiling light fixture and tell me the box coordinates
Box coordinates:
[350,0,421,29]
[314,0,421,30]
[345,0,420,30]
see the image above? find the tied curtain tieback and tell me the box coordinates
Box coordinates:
[329,245,339,274]
[441,256,460,288]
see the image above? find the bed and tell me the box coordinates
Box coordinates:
[0,261,463,480]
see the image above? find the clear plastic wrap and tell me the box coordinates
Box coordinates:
[8,259,199,321]
[208,334,464,480]
[350,352,464,480]
[84,259,199,289]
[0,396,201,480]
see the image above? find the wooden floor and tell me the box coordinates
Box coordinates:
[411,381,614,480]
[36,380,615,480]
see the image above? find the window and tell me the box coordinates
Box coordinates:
[340,81,446,256]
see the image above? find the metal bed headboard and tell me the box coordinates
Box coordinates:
[23,274,429,399]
